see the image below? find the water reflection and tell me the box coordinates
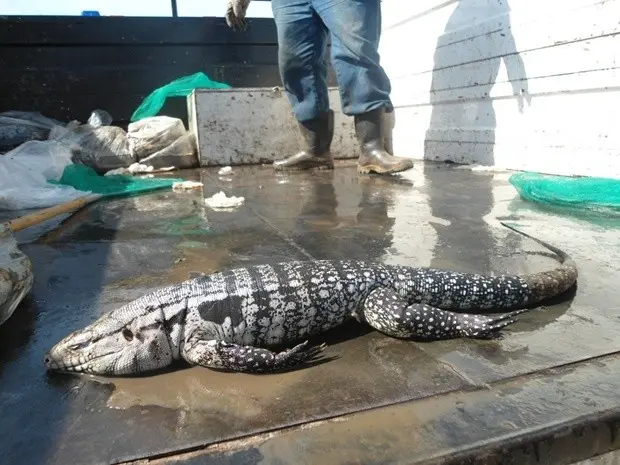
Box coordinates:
[293,172,413,262]
[424,164,498,273]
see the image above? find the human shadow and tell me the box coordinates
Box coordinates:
[424,0,529,165]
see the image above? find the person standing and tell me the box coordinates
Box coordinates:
[226,0,414,175]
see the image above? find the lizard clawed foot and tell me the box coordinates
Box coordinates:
[274,341,327,370]
[458,309,528,339]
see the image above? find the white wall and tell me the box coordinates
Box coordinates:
[379,0,620,178]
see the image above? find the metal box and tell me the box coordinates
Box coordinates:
[187,87,364,167]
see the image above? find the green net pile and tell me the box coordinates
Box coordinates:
[509,172,620,214]
[49,164,183,197]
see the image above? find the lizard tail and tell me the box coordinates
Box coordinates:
[500,221,578,304]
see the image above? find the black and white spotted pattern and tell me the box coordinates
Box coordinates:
[359,286,527,341]
[183,337,326,373]
[46,228,578,377]
[175,258,572,373]
[182,260,533,347]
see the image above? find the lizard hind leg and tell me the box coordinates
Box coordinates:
[360,286,527,341]
[183,337,327,374]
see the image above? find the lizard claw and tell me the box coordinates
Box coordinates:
[275,341,327,369]
[458,309,528,339]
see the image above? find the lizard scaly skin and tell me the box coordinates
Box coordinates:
[44,223,577,376]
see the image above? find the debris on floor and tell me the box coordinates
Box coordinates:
[218,166,233,176]
[105,163,176,176]
[172,181,204,191]
[204,190,245,209]
[454,164,508,172]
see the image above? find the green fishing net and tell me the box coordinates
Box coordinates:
[509,172,620,214]
[49,164,183,197]
[130,72,231,122]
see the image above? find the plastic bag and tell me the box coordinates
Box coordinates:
[139,132,198,169]
[127,116,187,160]
[127,116,197,169]
[71,126,135,173]
[87,109,113,128]
[130,72,231,122]
[0,110,65,127]
[3,140,74,180]
[0,111,66,153]
[0,141,88,211]
[50,124,136,174]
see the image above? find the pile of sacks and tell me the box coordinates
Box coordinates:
[0,109,198,174]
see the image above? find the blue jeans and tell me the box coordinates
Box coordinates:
[271,0,393,122]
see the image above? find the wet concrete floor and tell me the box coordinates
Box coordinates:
[1,161,619,464]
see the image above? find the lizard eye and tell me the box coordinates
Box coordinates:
[122,328,134,341]
[69,341,88,351]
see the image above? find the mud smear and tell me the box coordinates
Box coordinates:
[98,330,471,422]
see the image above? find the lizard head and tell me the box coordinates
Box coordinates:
[44,294,177,376]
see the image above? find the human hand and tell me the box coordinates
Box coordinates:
[225,0,251,31]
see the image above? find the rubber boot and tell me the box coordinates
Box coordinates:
[273,110,334,171]
[354,108,414,175]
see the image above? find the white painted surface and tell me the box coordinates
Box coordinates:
[379,0,620,178]
[188,87,363,166]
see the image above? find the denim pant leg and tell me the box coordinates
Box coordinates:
[271,0,330,122]
[312,0,393,115]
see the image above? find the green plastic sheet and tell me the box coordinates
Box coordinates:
[50,164,183,197]
[130,72,231,122]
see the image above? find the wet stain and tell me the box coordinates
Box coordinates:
[98,328,467,420]
[2,164,620,464]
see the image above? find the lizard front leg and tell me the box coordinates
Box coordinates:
[359,286,527,340]
[183,335,326,373]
